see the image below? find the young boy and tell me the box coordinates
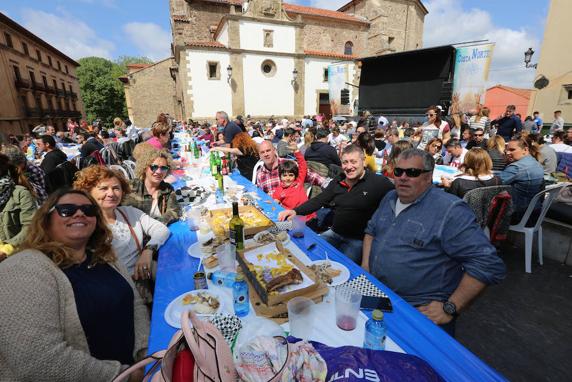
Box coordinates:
[273,142,316,220]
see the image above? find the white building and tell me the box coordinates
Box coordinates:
[178,0,357,120]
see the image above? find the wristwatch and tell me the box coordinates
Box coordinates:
[143,244,158,255]
[443,301,459,317]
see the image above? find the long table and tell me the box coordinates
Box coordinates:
[149,168,506,382]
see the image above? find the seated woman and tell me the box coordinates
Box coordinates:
[0,189,149,380]
[382,140,413,180]
[460,128,473,149]
[2,145,48,204]
[0,154,37,261]
[123,149,180,225]
[424,137,444,165]
[356,132,377,173]
[499,137,545,223]
[486,135,507,172]
[74,166,170,280]
[146,114,172,150]
[211,132,260,180]
[441,148,501,198]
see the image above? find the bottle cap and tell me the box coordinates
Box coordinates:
[235,272,245,281]
[372,309,383,320]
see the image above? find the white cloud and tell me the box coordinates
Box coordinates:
[423,0,540,88]
[123,22,171,61]
[20,8,114,59]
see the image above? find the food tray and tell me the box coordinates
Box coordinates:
[208,205,274,237]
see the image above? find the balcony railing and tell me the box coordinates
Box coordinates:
[15,78,31,89]
[56,89,65,97]
[24,107,42,118]
[32,82,45,91]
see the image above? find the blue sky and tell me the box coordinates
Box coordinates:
[1,0,549,86]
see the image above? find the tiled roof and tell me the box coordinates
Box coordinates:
[173,15,191,23]
[187,41,227,49]
[304,49,356,60]
[283,3,368,24]
[196,0,369,24]
[488,85,533,100]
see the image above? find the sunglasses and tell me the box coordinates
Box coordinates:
[49,204,98,217]
[149,164,170,173]
[474,133,484,137]
[426,113,436,117]
[394,167,432,178]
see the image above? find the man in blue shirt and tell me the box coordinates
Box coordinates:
[216,111,242,146]
[362,149,505,335]
[533,111,543,133]
[491,104,522,141]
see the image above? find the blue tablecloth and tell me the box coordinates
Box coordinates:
[149,172,506,382]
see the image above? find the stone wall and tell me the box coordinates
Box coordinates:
[124,59,177,128]
[301,19,369,56]
[173,2,230,47]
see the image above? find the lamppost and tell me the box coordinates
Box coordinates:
[291,68,298,85]
[524,48,537,69]
[227,65,233,83]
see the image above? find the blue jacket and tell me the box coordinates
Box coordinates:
[492,115,522,141]
[498,155,544,218]
[365,187,506,306]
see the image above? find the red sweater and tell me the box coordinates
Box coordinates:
[273,151,316,221]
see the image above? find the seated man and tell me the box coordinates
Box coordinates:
[276,127,296,158]
[304,128,342,167]
[255,140,325,197]
[279,144,394,264]
[465,127,488,150]
[550,131,572,153]
[443,139,467,168]
[362,149,505,335]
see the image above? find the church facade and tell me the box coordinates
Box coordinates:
[123,0,426,126]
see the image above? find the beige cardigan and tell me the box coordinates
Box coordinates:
[0,249,149,382]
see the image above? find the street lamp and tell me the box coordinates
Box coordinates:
[227,65,233,83]
[524,48,537,69]
[291,68,298,85]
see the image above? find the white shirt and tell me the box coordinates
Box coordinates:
[443,148,467,168]
[328,133,349,148]
[550,143,572,153]
[395,199,413,217]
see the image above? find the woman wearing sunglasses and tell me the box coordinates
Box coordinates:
[73,166,169,283]
[0,189,149,381]
[418,105,451,150]
[123,149,180,225]
[424,137,444,165]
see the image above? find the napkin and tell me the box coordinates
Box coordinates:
[209,313,243,345]
[337,274,388,298]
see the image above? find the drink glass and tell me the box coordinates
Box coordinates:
[216,243,236,272]
[335,286,362,331]
[287,297,315,339]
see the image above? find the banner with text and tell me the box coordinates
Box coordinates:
[451,43,495,114]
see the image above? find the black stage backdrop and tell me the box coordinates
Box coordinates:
[359,45,456,116]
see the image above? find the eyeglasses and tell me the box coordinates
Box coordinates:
[426,113,436,117]
[49,204,98,217]
[149,164,170,173]
[431,144,442,149]
[394,167,432,178]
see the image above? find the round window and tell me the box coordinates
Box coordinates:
[261,60,276,77]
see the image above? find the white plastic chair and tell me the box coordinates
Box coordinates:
[109,165,130,181]
[509,183,570,273]
[122,160,137,179]
[251,160,264,184]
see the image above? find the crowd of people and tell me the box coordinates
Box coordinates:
[0,103,570,379]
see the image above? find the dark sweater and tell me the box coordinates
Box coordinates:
[487,149,507,171]
[446,175,501,198]
[304,141,341,167]
[40,149,68,174]
[295,170,394,239]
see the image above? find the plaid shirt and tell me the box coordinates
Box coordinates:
[255,158,326,197]
[26,162,47,204]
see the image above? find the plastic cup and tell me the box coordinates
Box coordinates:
[290,216,305,238]
[287,297,315,339]
[216,243,236,272]
[335,286,362,331]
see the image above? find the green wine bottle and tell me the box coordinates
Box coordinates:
[216,165,224,194]
[229,202,244,256]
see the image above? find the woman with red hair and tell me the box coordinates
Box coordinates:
[211,132,259,180]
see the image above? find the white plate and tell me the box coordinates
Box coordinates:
[309,260,350,287]
[164,289,225,328]
[187,231,215,258]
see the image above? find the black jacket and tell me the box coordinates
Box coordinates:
[295,170,394,239]
[80,138,104,158]
[304,141,341,167]
[40,149,68,174]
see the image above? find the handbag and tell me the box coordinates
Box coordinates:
[117,208,155,304]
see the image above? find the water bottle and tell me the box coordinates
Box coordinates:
[363,309,386,350]
[207,270,236,288]
[233,273,250,317]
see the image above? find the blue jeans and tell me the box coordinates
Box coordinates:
[320,229,363,264]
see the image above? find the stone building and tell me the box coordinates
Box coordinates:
[119,59,178,129]
[125,0,426,123]
[527,0,572,125]
[0,12,84,135]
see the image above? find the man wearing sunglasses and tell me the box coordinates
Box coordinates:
[466,127,488,150]
[362,149,505,336]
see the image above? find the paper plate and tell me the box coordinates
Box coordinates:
[164,289,226,328]
[309,260,350,287]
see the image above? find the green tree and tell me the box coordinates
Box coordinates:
[77,57,126,126]
[76,56,154,126]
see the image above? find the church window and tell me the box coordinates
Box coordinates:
[344,41,353,56]
[207,61,220,80]
[261,59,276,77]
[263,30,274,48]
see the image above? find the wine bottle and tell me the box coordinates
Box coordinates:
[229,201,244,256]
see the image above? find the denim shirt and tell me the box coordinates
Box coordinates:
[498,156,544,216]
[365,187,506,306]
